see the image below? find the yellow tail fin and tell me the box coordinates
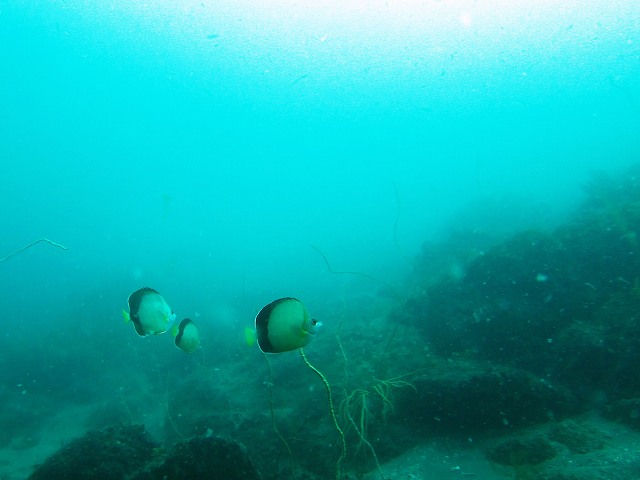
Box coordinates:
[244,327,257,347]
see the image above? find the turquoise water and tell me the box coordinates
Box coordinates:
[0,1,639,478]
[2,2,638,289]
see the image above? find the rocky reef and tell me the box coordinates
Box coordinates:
[28,424,260,480]
[400,164,640,405]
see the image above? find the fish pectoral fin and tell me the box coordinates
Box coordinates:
[122,310,130,323]
[293,325,310,339]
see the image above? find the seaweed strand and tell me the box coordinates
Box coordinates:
[0,238,68,263]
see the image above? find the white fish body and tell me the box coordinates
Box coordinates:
[138,292,175,335]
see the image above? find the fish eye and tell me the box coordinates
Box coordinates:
[311,319,318,326]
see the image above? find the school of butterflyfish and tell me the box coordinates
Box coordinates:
[122,288,320,355]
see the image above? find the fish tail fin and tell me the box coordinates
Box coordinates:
[244,327,257,347]
[122,310,130,323]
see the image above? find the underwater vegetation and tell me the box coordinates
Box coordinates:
[0,238,68,263]
[339,373,417,476]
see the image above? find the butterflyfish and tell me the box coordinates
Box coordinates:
[122,287,176,337]
[253,297,321,353]
[173,318,201,354]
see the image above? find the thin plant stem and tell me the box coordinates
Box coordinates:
[0,238,68,263]
[300,348,347,480]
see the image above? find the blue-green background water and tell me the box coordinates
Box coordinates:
[0,1,639,477]
[2,0,638,313]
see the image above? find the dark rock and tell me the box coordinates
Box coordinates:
[399,164,640,406]
[395,359,577,435]
[132,435,261,480]
[28,424,157,480]
[27,423,261,480]
[402,230,578,369]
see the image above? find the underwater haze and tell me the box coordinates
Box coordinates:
[1,0,640,478]
[1,0,639,309]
